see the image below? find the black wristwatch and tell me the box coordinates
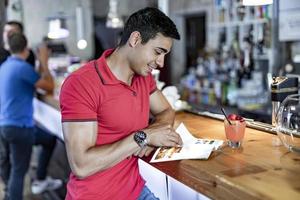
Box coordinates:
[134,130,148,148]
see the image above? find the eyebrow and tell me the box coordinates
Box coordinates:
[156,47,168,54]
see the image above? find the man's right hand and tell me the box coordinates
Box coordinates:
[35,44,54,93]
[143,124,182,147]
[37,44,50,69]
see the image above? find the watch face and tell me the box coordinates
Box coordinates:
[134,131,147,146]
[139,131,146,140]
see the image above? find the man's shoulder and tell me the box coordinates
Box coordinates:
[10,57,32,67]
[1,56,21,66]
[68,60,97,77]
[63,60,101,87]
[60,60,103,105]
[0,57,33,80]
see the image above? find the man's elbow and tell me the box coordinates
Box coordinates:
[45,82,55,93]
[71,164,91,179]
[35,80,54,93]
[72,169,88,179]
[161,106,175,116]
[71,159,105,179]
[167,107,175,113]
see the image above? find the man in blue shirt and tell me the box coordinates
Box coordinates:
[0,33,62,200]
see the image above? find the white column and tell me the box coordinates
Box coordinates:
[158,0,169,16]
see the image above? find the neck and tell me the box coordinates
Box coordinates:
[106,47,134,85]
[11,52,27,60]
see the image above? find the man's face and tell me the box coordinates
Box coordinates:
[3,24,21,50]
[130,33,173,77]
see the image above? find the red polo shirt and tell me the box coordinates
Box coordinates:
[60,49,157,200]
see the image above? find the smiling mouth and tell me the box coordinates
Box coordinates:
[148,65,157,71]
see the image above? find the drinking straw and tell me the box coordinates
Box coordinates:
[221,107,232,125]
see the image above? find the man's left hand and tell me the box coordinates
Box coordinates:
[134,146,155,157]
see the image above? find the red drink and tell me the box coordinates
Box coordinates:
[224,114,246,148]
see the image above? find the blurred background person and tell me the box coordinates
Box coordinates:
[0,21,35,66]
[0,32,62,200]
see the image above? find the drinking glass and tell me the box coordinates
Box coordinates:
[224,119,246,148]
[276,94,300,153]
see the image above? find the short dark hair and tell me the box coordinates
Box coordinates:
[8,33,27,54]
[6,21,24,33]
[118,7,180,47]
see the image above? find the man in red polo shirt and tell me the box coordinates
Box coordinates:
[60,7,182,200]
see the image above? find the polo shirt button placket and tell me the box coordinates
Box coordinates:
[132,91,137,96]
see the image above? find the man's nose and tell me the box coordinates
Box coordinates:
[156,55,164,68]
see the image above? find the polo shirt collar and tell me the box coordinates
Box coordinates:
[95,49,121,85]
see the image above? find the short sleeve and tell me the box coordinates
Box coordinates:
[60,75,98,122]
[20,63,40,85]
[149,74,157,94]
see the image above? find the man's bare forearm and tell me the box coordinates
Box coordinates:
[152,107,175,126]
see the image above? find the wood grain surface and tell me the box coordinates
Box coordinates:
[143,112,300,200]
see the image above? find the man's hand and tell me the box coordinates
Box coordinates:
[143,124,183,147]
[133,146,155,157]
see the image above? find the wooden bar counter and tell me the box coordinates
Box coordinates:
[142,112,300,200]
[35,96,300,200]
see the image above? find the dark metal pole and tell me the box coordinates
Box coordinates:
[0,0,7,46]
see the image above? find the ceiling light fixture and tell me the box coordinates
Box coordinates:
[76,6,87,49]
[106,0,124,28]
[47,14,69,39]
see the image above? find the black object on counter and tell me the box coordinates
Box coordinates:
[271,77,298,102]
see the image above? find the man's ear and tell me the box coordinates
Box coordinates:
[128,31,141,47]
